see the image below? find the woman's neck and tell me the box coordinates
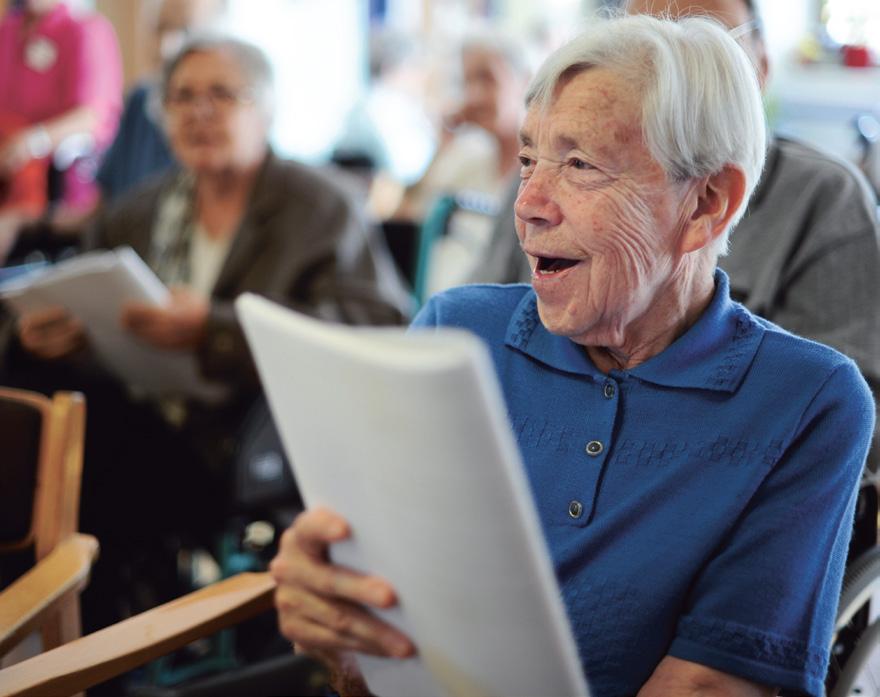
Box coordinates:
[585,256,717,373]
[194,165,259,239]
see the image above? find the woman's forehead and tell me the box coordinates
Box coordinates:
[522,69,642,149]
[171,50,244,85]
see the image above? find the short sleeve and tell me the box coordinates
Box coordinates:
[668,360,874,696]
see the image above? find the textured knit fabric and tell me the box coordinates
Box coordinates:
[411,270,874,697]
[721,137,880,468]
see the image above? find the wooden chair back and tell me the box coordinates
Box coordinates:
[0,388,89,654]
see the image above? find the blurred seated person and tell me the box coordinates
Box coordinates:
[0,36,410,633]
[332,27,437,219]
[392,28,532,296]
[270,15,873,697]
[95,0,226,204]
[0,0,122,257]
[391,28,531,223]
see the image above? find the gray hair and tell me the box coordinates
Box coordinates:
[526,14,767,253]
[460,24,536,81]
[161,35,274,120]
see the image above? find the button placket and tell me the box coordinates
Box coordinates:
[562,377,619,526]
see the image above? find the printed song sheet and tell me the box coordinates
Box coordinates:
[236,293,589,697]
[0,247,226,401]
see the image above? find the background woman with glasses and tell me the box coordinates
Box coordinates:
[2,36,411,638]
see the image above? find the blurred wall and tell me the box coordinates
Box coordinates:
[95,0,143,88]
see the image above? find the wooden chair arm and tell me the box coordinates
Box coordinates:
[0,533,98,658]
[0,571,277,697]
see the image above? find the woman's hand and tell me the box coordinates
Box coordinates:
[121,287,208,351]
[270,508,415,694]
[18,306,86,360]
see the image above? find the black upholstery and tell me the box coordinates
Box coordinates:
[234,397,301,512]
[0,397,42,546]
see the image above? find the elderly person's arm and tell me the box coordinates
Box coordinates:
[639,657,776,696]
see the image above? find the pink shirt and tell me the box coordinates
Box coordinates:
[0,3,122,209]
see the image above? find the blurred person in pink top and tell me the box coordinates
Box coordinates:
[0,0,122,259]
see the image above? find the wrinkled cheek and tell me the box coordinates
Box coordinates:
[514,215,529,248]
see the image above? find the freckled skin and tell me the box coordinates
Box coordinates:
[515,67,715,370]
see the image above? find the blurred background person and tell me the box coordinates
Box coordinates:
[331,26,436,221]
[95,0,226,204]
[386,26,534,299]
[0,0,122,261]
[391,25,532,225]
[0,35,410,643]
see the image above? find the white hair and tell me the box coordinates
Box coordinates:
[526,14,767,254]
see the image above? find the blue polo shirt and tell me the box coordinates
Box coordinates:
[411,270,874,697]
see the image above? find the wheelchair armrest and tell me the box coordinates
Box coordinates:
[0,571,276,697]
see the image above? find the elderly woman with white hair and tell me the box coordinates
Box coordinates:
[268,15,873,697]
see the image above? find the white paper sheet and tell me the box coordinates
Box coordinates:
[0,247,227,402]
[236,293,589,697]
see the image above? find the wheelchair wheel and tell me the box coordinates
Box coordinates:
[830,546,880,697]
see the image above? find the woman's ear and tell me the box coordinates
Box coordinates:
[680,165,747,254]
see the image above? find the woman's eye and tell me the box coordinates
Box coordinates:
[568,158,591,170]
[518,155,534,168]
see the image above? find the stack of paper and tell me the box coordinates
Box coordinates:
[0,247,226,402]
[236,293,589,697]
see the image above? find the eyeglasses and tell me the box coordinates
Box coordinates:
[164,85,255,112]
[728,19,760,41]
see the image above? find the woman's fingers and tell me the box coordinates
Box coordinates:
[19,310,85,359]
[277,586,414,657]
[272,510,396,609]
[271,508,415,660]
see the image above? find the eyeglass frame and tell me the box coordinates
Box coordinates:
[728,18,761,41]
[163,84,257,113]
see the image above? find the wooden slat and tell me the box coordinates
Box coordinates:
[34,392,86,563]
[0,572,276,697]
[0,535,98,659]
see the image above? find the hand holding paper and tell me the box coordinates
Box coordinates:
[1,247,228,401]
[236,293,590,697]
[122,287,209,351]
[272,508,413,660]
[18,305,86,360]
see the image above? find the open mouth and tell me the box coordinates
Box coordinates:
[535,256,579,275]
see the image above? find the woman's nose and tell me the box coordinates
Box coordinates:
[515,165,562,228]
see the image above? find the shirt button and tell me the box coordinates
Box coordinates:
[603,382,615,399]
[586,440,604,456]
[568,500,584,519]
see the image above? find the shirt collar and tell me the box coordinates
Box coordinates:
[504,268,764,393]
